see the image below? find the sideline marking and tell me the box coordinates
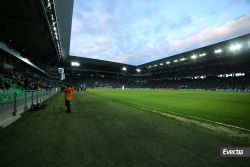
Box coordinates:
[86,92,250,132]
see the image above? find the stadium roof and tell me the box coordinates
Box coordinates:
[0,0,60,64]
[138,33,250,70]
[54,0,250,73]
[0,0,250,74]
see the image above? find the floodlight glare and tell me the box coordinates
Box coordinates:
[71,62,80,66]
[51,14,54,21]
[154,65,157,67]
[199,53,206,57]
[191,55,197,59]
[230,44,241,51]
[166,62,170,64]
[160,63,163,65]
[180,58,186,61]
[215,49,222,53]
[174,60,178,62]
[24,58,30,62]
[122,67,127,71]
[136,69,141,72]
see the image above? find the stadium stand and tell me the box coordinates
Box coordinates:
[64,74,136,89]
[0,56,62,126]
[62,60,250,91]
[130,59,250,90]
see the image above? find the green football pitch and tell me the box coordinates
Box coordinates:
[87,89,250,131]
[0,90,250,166]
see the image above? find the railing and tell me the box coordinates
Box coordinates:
[0,87,61,122]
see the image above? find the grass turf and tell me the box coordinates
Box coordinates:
[86,89,250,130]
[0,91,250,167]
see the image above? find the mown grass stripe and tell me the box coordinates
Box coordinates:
[88,91,250,132]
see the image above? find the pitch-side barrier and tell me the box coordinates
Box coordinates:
[0,87,60,128]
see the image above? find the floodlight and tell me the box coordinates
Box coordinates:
[174,60,178,62]
[136,69,141,72]
[160,63,163,65]
[48,0,52,9]
[199,53,206,57]
[191,55,197,59]
[51,14,54,21]
[72,62,80,66]
[215,49,222,53]
[180,58,186,61]
[122,67,127,71]
[166,62,170,64]
[230,44,241,51]
[24,58,29,62]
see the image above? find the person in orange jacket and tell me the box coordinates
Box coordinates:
[64,85,74,113]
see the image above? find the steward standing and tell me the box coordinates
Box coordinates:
[64,85,74,113]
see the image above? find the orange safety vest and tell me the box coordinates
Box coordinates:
[64,87,74,101]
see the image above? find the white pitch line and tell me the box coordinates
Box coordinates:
[90,93,250,132]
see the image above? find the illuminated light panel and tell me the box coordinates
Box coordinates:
[71,62,80,66]
[191,55,197,59]
[136,69,141,72]
[122,67,127,70]
[51,14,54,21]
[160,63,163,65]
[230,44,241,51]
[180,58,186,61]
[215,49,222,53]
[174,60,178,62]
[166,62,170,64]
[199,53,206,57]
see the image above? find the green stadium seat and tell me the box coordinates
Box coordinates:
[7,95,14,103]
[0,96,5,104]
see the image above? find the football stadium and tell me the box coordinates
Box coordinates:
[0,0,250,166]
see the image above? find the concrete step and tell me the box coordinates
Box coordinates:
[0,115,22,128]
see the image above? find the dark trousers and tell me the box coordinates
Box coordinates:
[65,100,71,112]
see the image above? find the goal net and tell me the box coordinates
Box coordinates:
[105,86,112,89]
